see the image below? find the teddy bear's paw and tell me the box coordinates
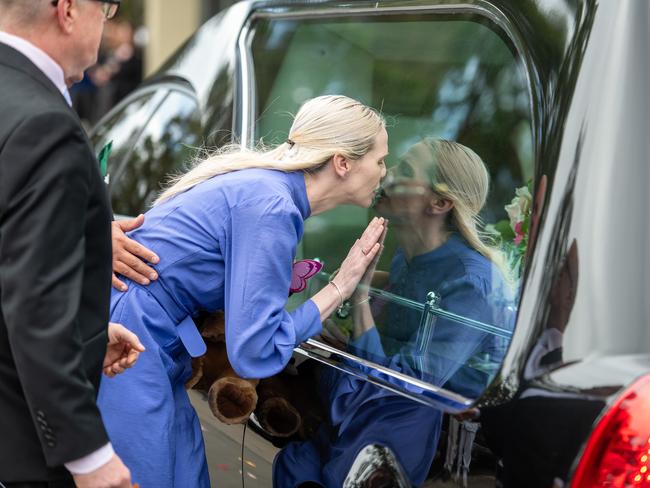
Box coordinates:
[208,377,258,424]
[255,397,301,438]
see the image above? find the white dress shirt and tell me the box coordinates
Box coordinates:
[0,30,114,475]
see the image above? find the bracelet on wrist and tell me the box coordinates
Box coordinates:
[354,296,372,306]
[329,280,344,309]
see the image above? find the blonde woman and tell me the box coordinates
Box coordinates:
[97,95,389,488]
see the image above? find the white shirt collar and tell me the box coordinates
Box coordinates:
[0,30,71,106]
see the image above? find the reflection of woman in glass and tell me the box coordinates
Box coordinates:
[275,139,514,487]
[97,95,389,488]
[350,138,514,395]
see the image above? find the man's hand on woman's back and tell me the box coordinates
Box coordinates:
[111,215,160,291]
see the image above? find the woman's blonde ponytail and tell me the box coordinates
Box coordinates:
[155,95,385,205]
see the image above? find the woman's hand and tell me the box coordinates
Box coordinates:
[352,220,388,299]
[103,323,146,378]
[311,217,387,323]
[333,217,388,298]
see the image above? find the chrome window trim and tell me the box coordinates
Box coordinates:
[298,338,473,411]
[236,27,255,148]
[236,0,537,409]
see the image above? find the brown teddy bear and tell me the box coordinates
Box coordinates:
[187,312,258,425]
[187,311,318,438]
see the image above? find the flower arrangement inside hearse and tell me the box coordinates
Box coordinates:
[486,181,533,279]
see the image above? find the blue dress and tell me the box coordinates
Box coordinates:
[98,169,322,487]
[274,235,514,487]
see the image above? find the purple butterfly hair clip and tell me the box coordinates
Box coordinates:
[290,259,323,295]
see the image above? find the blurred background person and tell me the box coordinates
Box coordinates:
[72,15,143,126]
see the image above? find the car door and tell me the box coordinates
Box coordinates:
[234,3,538,486]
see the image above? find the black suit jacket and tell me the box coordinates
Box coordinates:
[0,43,112,482]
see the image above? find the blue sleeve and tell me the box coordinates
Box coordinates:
[349,327,387,362]
[223,196,322,379]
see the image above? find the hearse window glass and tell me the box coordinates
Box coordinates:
[250,14,533,398]
[109,90,202,216]
[90,90,166,182]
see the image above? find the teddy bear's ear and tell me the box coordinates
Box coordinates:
[200,311,226,343]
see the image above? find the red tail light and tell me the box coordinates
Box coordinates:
[571,374,650,487]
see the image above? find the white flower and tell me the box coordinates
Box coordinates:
[515,185,532,201]
[504,185,532,230]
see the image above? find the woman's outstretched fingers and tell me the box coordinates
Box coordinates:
[333,218,388,299]
[358,222,373,252]
[362,242,381,262]
[370,222,386,251]
[359,217,385,253]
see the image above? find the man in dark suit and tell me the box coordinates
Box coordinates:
[0,1,140,487]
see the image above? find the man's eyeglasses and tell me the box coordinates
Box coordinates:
[51,0,121,21]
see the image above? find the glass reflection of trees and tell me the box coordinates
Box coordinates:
[423,55,532,224]
[109,91,203,216]
[250,14,533,272]
[91,91,164,178]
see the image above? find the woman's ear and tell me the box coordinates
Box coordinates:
[427,197,454,215]
[332,153,352,178]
